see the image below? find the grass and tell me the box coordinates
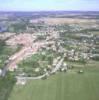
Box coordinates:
[0,40,21,68]
[8,61,99,100]
[0,46,18,68]
[0,73,16,100]
[17,50,55,76]
[18,51,54,69]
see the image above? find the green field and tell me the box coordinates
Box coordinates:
[0,40,21,68]
[17,50,57,77]
[8,61,99,100]
[0,73,16,100]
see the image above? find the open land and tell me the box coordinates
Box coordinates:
[8,61,99,100]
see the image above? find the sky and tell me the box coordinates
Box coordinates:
[0,0,99,11]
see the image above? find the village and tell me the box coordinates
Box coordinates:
[0,12,99,85]
[0,11,99,100]
[0,25,99,85]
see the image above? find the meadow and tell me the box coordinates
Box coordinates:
[8,61,99,100]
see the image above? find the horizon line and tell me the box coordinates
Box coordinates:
[0,10,99,12]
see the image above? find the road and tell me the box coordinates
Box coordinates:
[51,57,64,74]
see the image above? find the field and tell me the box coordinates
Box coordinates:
[8,61,99,100]
[17,50,55,77]
[42,18,96,25]
[0,73,16,100]
[0,40,21,68]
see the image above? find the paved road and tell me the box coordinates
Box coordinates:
[16,72,49,80]
[51,57,64,73]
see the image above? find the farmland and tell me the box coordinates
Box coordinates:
[0,40,21,69]
[42,18,97,25]
[8,61,99,100]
